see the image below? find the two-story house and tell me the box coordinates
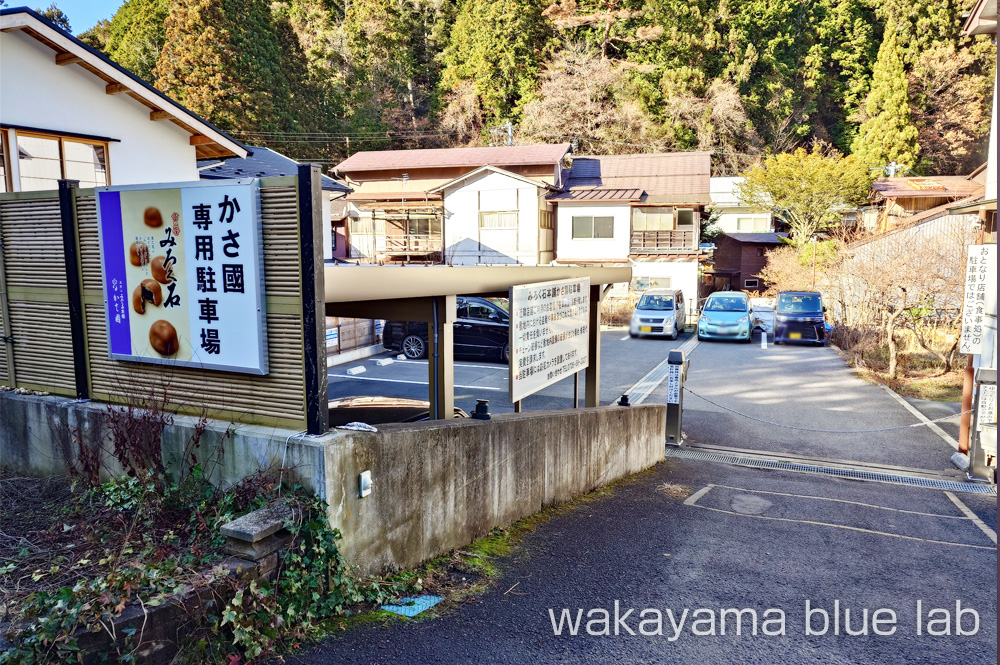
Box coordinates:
[0,8,246,191]
[550,152,712,321]
[332,144,569,264]
[708,176,774,234]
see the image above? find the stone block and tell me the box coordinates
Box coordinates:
[220,502,293,543]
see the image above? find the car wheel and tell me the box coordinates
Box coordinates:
[629,332,637,338]
[401,334,427,359]
[501,343,511,363]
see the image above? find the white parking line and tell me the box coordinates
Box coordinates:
[944,491,997,544]
[880,385,959,450]
[619,334,631,341]
[621,336,700,405]
[388,359,509,372]
[683,484,995,550]
[328,373,506,391]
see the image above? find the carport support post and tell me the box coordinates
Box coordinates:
[298,163,328,435]
[427,295,456,419]
[585,284,601,407]
[58,179,89,400]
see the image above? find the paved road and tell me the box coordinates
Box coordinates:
[293,460,997,665]
[304,330,996,665]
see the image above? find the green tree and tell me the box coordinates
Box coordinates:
[439,0,551,127]
[876,0,964,65]
[737,144,873,243]
[154,0,300,134]
[36,3,70,31]
[104,0,169,82]
[342,0,415,125]
[79,19,111,50]
[851,20,920,170]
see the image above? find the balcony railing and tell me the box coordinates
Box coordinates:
[630,229,697,253]
[384,234,443,255]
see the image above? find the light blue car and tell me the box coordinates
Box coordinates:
[697,292,753,343]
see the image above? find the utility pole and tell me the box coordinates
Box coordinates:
[489,121,514,146]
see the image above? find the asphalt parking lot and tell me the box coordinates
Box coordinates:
[309,327,996,665]
[328,329,693,416]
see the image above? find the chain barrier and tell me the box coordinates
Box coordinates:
[683,386,971,434]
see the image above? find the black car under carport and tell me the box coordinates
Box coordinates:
[382,296,510,362]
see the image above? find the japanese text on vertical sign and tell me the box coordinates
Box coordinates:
[960,244,996,355]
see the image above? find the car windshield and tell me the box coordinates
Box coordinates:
[777,294,822,314]
[705,296,748,312]
[637,295,674,311]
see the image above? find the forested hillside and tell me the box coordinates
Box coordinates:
[72,0,996,174]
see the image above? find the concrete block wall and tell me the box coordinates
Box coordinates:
[326,404,665,575]
[0,391,329,496]
[1,391,665,577]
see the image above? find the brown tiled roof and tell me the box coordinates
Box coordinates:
[549,188,644,201]
[556,152,711,203]
[871,176,982,199]
[334,143,571,173]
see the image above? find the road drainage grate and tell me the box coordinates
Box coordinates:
[381,595,444,617]
[664,448,997,495]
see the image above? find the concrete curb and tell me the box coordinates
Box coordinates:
[327,343,385,368]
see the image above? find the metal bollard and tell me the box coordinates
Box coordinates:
[665,349,687,446]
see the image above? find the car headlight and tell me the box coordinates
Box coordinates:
[700,315,711,323]
[737,316,749,324]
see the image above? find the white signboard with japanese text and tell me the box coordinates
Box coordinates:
[509,277,590,403]
[960,244,996,355]
[978,384,996,433]
[96,179,268,374]
[666,364,681,404]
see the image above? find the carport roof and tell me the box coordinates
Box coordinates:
[324,265,631,303]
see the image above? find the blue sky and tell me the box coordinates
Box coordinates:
[30,0,125,33]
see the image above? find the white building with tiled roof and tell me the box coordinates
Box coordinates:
[0,7,246,193]
[550,152,713,321]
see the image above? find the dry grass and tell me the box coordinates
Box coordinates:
[657,483,694,499]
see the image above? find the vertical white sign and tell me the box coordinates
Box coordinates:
[509,277,590,403]
[978,384,996,433]
[959,244,996,355]
[666,364,681,404]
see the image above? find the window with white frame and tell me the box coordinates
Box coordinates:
[479,211,518,228]
[572,215,614,239]
[632,207,674,231]
[736,216,769,232]
[745,278,759,289]
[13,131,109,191]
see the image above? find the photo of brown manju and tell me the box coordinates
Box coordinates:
[149,320,179,356]
[144,206,163,228]
[129,241,150,267]
[131,279,162,314]
[150,255,174,283]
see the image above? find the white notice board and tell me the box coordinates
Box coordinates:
[960,244,996,355]
[509,277,590,402]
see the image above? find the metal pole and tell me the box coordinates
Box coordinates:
[297,164,328,435]
[514,400,522,413]
[58,179,88,399]
[573,370,580,408]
